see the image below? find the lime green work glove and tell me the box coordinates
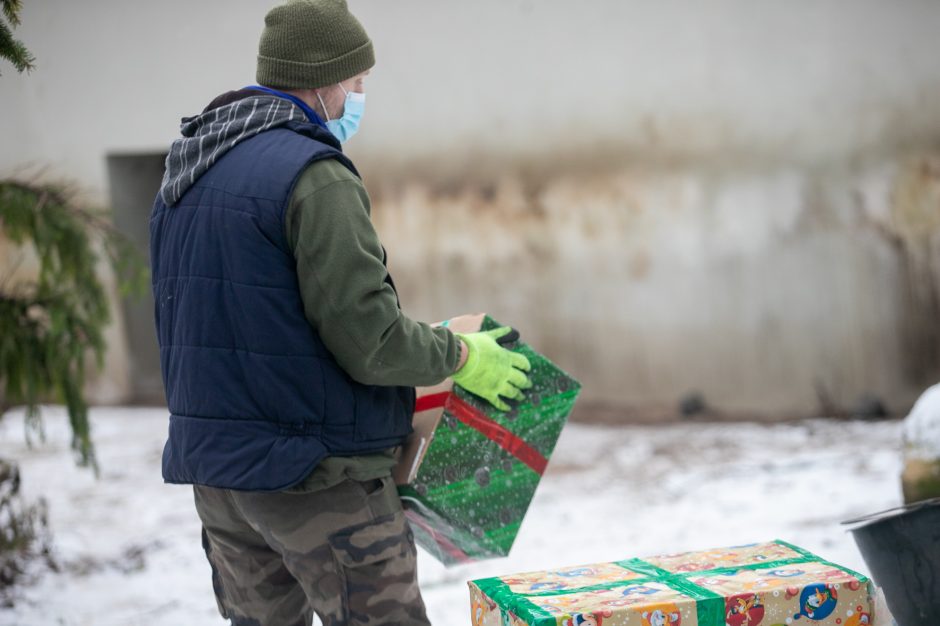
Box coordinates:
[452,327,532,411]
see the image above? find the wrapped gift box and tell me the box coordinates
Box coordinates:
[394,313,580,567]
[469,540,875,626]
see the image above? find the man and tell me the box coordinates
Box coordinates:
[149,1,532,624]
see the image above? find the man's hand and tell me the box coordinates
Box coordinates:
[452,327,532,411]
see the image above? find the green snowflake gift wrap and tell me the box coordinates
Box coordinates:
[468,540,876,626]
[394,313,581,567]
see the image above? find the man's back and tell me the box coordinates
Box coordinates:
[152,122,414,491]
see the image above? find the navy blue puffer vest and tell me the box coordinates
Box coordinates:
[150,122,415,491]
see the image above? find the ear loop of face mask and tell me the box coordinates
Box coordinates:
[315,86,340,122]
[317,83,364,143]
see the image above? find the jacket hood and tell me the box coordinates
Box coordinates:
[158,89,338,206]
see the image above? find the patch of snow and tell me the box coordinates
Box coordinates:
[902,383,940,461]
[0,407,903,626]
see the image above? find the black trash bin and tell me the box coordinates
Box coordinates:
[843,498,940,626]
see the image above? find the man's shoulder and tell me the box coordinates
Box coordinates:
[292,156,362,202]
[303,156,359,185]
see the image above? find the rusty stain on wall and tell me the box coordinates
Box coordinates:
[891,156,940,382]
[367,152,940,419]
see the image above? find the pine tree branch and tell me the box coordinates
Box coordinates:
[0,180,134,469]
[0,17,35,75]
[0,178,147,470]
[0,19,17,56]
[1,0,23,28]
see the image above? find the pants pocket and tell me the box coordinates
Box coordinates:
[328,512,428,625]
[328,512,413,569]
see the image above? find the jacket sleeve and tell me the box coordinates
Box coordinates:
[284,159,460,387]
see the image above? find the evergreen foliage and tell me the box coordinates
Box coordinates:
[0,459,51,598]
[0,0,35,75]
[0,181,147,469]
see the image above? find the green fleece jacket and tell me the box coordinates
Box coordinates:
[283,157,461,491]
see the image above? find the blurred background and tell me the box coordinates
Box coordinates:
[2,0,940,419]
[2,1,940,624]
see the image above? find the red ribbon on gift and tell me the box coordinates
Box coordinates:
[414,392,451,413]
[414,392,548,476]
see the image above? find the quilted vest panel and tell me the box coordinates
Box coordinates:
[150,123,415,491]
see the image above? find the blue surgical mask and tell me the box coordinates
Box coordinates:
[318,84,364,143]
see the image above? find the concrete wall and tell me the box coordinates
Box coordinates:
[372,156,940,418]
[2,0,939,416]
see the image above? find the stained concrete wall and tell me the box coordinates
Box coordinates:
[371,156,940,418]
[1,1,939,416]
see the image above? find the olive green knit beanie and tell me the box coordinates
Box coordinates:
[256,0,374,90]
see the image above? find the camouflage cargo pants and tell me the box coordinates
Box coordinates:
[193,475,431,626]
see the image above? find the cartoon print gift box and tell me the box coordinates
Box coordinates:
[394,313,581,567]
[469,540,876,626]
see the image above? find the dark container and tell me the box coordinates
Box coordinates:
[843,498,940,626]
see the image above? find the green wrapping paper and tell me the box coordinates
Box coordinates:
[394,314,580,567]
[469,540,876,626]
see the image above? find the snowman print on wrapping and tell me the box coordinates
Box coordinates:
[793,583,839,621]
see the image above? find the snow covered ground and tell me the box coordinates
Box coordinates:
[0,406,903,626]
